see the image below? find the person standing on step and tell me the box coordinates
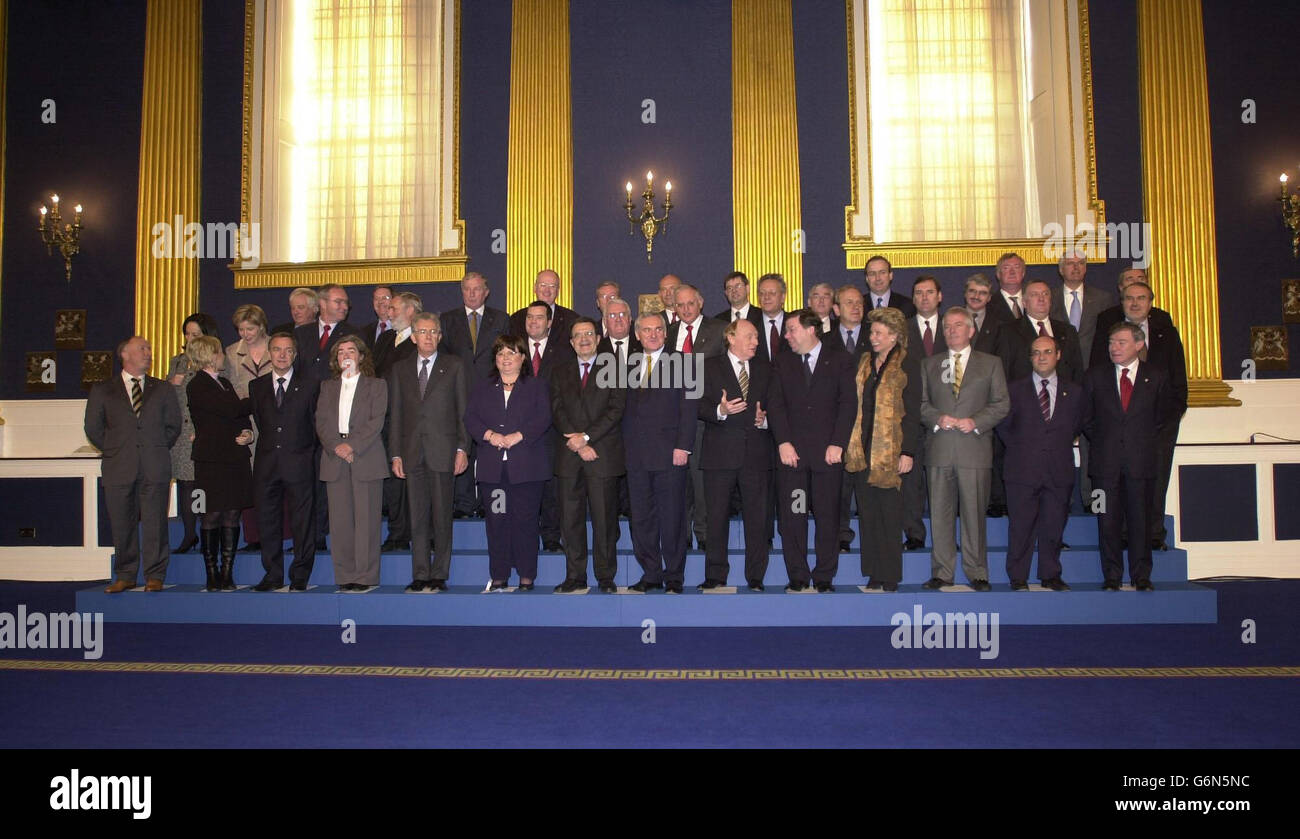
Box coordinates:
[167,312,220,555]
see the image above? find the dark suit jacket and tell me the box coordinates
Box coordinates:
[714,306,765,330]
[698,354,774,471]
[621,351,698,472]
[84,374,181,486]
[1081,361,1181,481]
[316,375,389,482]
[359,320,391,350]
[1092,306,1175,365]
[1050,283,1115,369]
[373,331,418,380]
[387,351,470,473]
[1089,311,1187,416]
[754,310,793,367]
[667,316,726,358]
[823,319,871,369]
[986,289,1023,325]
[524,335,574,382]
[997,375,1085,487]
[866,290,917,318]
[440,306,509,383]
[464,375,553,484]
[766,343,857,472]
[906,314,949,362]
[597,333,642,364]
[186,373,253,468]
[971,308,1006,355]
[998,316,1086,385]
[249,370,319,479]
[294,320,359,383]
[551,355,626,478]
[510,303,579,346]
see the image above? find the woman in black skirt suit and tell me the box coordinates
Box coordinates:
[186,335,254,591]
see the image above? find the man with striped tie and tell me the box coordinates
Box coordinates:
[85,336,182,593]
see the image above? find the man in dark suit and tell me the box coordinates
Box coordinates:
[440,272,508,518]
[964,274,1005,355]
[715,271,762,327]
[864,255,917,318]
[807,282,836,334]
[523,300,573,550]
[593,281,620,336]
[899,275,949,546]
[552,318,626,592]
[597,297,641,517]
[509,268,579,343]
[754,273,793,367]
[987,252,1027,324]
[359,286,394,350]
[996,336,1085,591]
[1050,252,1114,369]
[248,333,320,591]
[84,336,182,592]
[271,286,320,337]
[696,319,773,589]
[997,278,1085,385]
[622,312,697,593]
[387,312,469,591]
[374,291,422,551]
[766,310,858,592]
[1090,267,1176,367]
[294,284,358,383]
[827,285,871,552]
[1082,322,1183,589]
[919,307,1011,590]
[658,274,682,326]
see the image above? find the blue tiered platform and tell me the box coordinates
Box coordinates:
[77,515,1216,626]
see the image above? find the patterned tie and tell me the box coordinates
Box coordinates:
[469,311,479,352]
[738,362,749,401]
[418,358,429,398]
[876,296,884,309]
[275,376,286,408]
[1039,379,1052,421]
[1068,291,1082,331]
[923,320,934,356]
[844,330,855,355]
[644,353,653,387]
[131,378,143,417]
[769,319,779,359]
[319,323,331,351]
[682,323,694,353]
[532,342,542,376]
[1120,367,1133,412]
[803,354,813,385]
[1010,296,1022,319]
[951,352,964,398]
[581,361,590,389]
[1037,319,1048,337]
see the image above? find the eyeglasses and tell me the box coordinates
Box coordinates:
[571,331,597,339]
[607,312,629,319]
[413,328,441,336]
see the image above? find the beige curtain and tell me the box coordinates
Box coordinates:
[868,0,1033,242]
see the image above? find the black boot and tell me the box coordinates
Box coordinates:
[200,529,220,592]
[219,526,239,591]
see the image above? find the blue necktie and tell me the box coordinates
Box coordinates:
[1068,291,1082,331]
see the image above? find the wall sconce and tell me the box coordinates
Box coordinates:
[1281,173,1300,260]
[38,194,83,281]
[624,171,672,262]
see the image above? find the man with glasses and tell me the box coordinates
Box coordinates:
[294,284,357,383]
[509,269,578,346]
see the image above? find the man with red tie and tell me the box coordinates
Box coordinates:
[523,300,573,551]
[754,273,792,366]
[1081,322,1182,590]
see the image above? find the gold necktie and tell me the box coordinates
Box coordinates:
[952,352,964,398]
[469,311,479,352]
[644,353,653,387]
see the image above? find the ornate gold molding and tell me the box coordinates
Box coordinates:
[505,0,573,314]
[136,0,202,370]
[232,257,469,289]
[0,0,7,339]
[733,0,803,303]
[1137,0,1238,407]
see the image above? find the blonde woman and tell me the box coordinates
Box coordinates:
[226,304,273,553]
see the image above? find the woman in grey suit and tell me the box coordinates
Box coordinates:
[315,335,389,592]
[225,304,273,553]
[167,312,220,554]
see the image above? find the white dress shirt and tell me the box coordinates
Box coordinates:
[1032,372,1058,418]
[338,371,360,434]
[1115,359,1140,395]
[1029,317,1054,337]
[675,315,705,352]
[729,303,752,322]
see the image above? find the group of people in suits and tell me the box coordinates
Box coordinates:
[86,250,1187,595]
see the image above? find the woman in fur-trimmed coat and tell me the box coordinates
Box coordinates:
[844,306,922,590]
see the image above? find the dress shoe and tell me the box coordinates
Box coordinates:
[1151,539,1168,551]
[1010,580,1029,591]
[921,577,950,590]
[1042,577,1071,592]
[865,578,883,590]
[337,584,353,593]
[815,581,835,593]
[427,580,447,591]
[316,537,329,551]
[554,579,586,593]
[253,578,282,592]
[144,579,165,592]
[485,581,509,592]
[881,582,898,592]
[747,580,765,592]
[173,534,198,554]
[104,579,134,594]
[518,581,535,591]
[598,581,617,593]
[381,539,411,552]
[696,580,726,590]
[289,582,308,592]
[1135,580,1155,591]
[695,540,706,552]
[1102,580,1121,591]
[903,538,925,551]
[986,504,1007,518]
[405,580,428,592]
[970,579,992,592]
[784,581,808,593]
[627,580,662,592]
[839,540,852,553]
[542,540,563,552]
[1060,541,1071,551]
[452,510,470,519]
[239,541,261,553]
[664,582,683,594]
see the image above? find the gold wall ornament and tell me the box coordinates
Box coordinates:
[37,196,83,281]
[1279,174,1300,260]
[81,351,113,390]
[54,310,86,349]
[26,352,56,393]
[1282,279,1300,324]
[1250,326,1288,371]
[624,173,672,262]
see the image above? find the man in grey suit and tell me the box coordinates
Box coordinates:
[387,312,469,591]
[920,308,1010,590]
[85,336,182,593]
[667,283,725,551]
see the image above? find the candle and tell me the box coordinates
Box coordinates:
[1283,174,1290,184]
[665,181,672,194]
[626,182,632,198]
[51,194,59,205]
[646,171,653,184]
[40,206,47,216]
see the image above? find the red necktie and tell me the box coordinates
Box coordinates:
[581,361,590,389]
[1037,320,1048,337]
[682,323,694,353]
[532,342,542,376]
[1039,379,1051,421]
[769,319,779,358]
[319,323,331,351]
[1120,367,1133,412]
[923,321,934,356]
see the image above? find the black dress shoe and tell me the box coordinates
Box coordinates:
[921,577,950,590]
[664,582,683,594]
[239,541,261,553]
[1010,580,1029,591]
[1135,580,1155,591]
[518,582,535,591]
[970,579,992,592]
[427,580,447,591]
[252,578,281,592]
[1060,541,1071,551]
[381,539,411,552]
[336,583,352,592]
[1042,577,1071,592]
[1102,581,1121,591]
[695,540,706,552]
[903,538,925,550]
[839,540,852,552]
[747,580,765,592]
[815,581,835,593]
[627,580,663,592]
[485,581,509,592]
[864,579,883,590]
[554,579,586,593]
[696,580,727,590]
[316,538,328,551]
[881,582,899,592]
[598,581,617,593]
[452,510,470,519]
[289,582,308,592]
[542,540,563,552]
[1151,539,1168,551]
[985,504,1006,518]
[784,581,808,593]
[405,580,428,592]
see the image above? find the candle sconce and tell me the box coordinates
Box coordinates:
[1281,173,1300,260]
[38,194,83,282]
[624,171,672,262]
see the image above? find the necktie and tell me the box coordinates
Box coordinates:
[1039,379,1052,421]
[876,296,884,308]
[131,378,143,417]
[1069,291,1081,331]
[644,353,653,387]
[469,311,479,352]
[844,330,855,355]
[275,376,286,408]
[803,354,813,385]
[923,320,934,356]
[951,352,964,398]
[1120,367,1133,411]
[614,340,625,366]
[738,362,749,401]
[734,310,741,321]
[683,323,694,353]
[1010,296,1022,319]
[418,358,429,397]
[378,321,388,340]
[581,361,590,389]
[1037,319,1048,337]
[974,313,983,333]
[319,323,331,351]
[769,319,779,359]
[532,342,542,376]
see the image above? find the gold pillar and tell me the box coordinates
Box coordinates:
[505,0,573,314]
[135,0,202,372]
[1137,0,1238,406]
[732,0,803,305]
[0,0,7,341]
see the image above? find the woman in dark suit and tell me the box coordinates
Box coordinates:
[464,334,553,591]
[843,307,921,591]
[315,335,389,592]
[186,335,254,591]
[167,312,219,553]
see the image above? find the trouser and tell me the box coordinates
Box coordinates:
[105,478,171,584]
[1095,474,1153,585]
[557,470,621,584]
[480,467,545,582]
[927,465,991,583]
[703,467,770,584]
[854,477,903,583]
[407,465,455,582]
[776,465,843,585]
[626,466,689,585]
[257,471,316,586]
[1005,480,1071,583]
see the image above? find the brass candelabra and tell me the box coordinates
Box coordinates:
[625,171,672,262]
[38,194,83,281]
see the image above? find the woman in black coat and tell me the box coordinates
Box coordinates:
[186,335,254,591]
